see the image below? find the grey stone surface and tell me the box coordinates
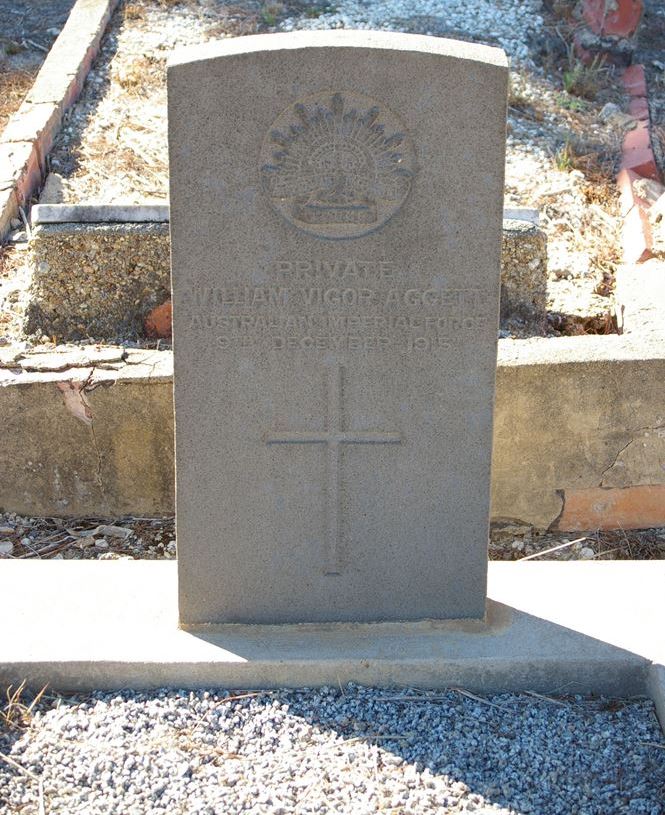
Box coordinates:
[0,560,662,704]
[168,31,508,624]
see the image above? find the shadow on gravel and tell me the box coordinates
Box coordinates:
[274,686,665,814]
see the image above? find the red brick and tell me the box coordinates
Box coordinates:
[623,121,650,151]
[144,300,172,339]
[583,0,643,38]
[621,148,660,180]
[623,64,647,96]
[557,485,665,531]
[628,96,649,121]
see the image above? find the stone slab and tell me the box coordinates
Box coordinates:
[0,562,662,718]
[168,31,508,625]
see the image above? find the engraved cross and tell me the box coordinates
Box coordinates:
[266,365,401,575]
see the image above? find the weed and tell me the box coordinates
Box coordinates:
[562,48,606,100]
[205,6,259,38]
[261,2,284,26]
[304,3,336,17]
[1,681,48,733]
[554,139,575,171]
[556,92,587,112]
[124,4,146,20]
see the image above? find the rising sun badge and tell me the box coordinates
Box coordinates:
[260,91,416,239]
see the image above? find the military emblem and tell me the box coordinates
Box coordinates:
[260,91,416,239]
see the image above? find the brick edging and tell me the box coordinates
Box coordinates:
[0,0,121,242]
[618,64,664,264]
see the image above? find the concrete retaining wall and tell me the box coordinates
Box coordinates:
[1,335,663,529]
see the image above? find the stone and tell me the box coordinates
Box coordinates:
[31,203,170,224]
[1,336,665,529]
[168,31,508,624]
[582,0,643,38]
[0,541,14,555]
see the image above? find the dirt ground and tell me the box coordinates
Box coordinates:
[0,0,76,132]
[0,511,663,562]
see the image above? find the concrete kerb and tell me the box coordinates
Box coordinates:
[32,203,170,224]
[1,334,664,529]
[0,0,121,242]
[30,204,534,226]
[0,560,663,736]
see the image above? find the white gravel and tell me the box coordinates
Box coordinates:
[1,685,664,814]
[281,0,544,63]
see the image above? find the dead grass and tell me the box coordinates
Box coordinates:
[111,53,165,92]
[490,525,665,561]
[1,681,48,735]
[563,54,607,101]
[0,65,38,133]
[205,5,260,39]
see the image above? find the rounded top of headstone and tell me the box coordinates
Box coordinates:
[167,30,509,70]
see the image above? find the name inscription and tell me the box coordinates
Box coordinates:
[181,259,492,353]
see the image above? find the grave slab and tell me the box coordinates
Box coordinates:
[168,31,508,625]
[0,561,662,735]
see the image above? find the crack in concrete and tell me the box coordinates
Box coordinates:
[599,423,665,486]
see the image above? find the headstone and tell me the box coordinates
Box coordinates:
[168,31,508,625]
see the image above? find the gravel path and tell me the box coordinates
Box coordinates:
[281,0,544,64]
[1,685,664,814]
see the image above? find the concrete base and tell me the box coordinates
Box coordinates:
[1,562,663,728]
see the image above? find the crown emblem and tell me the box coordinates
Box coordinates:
[260,92,416,239]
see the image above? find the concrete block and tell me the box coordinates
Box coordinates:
[491,334,665,528]
[0,187,18,241]
[0,102,62,153]
[24,212,546,341]
[0,350,174,517]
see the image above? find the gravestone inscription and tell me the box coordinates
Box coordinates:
[168,31,508,624]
